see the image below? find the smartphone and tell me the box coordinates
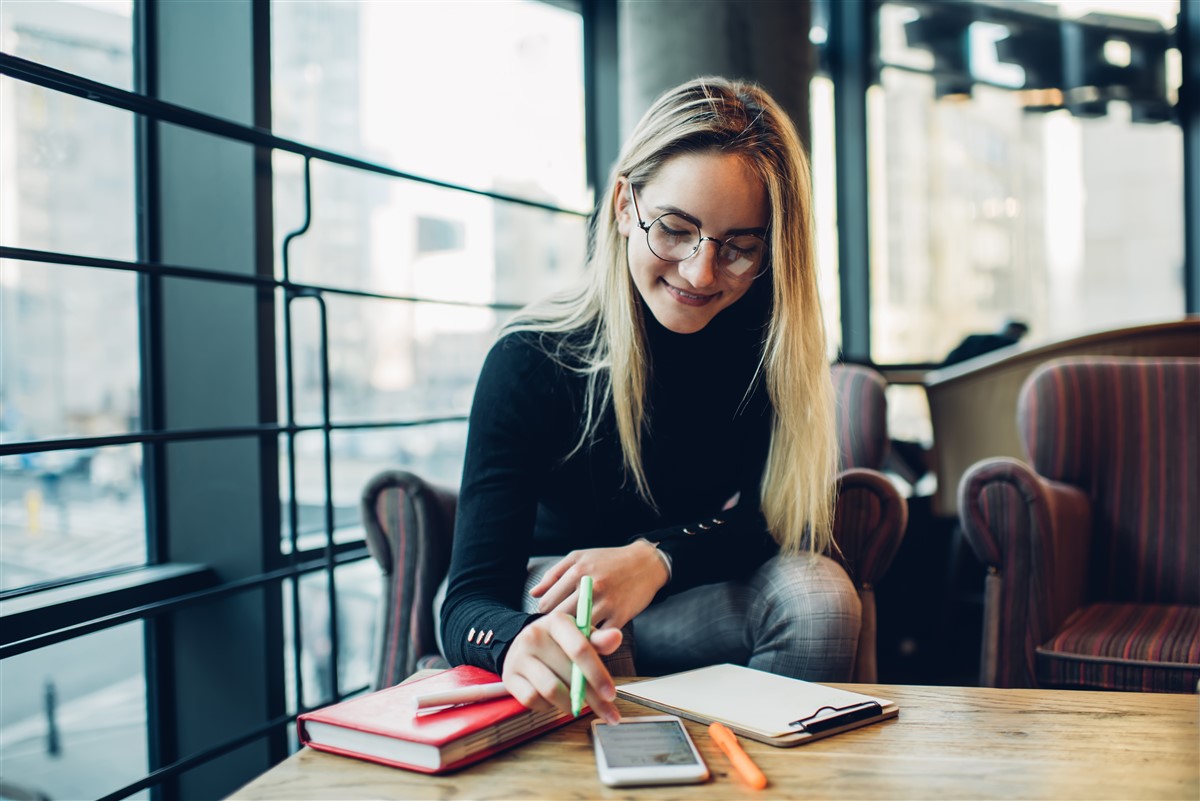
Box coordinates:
[591,715,710,787]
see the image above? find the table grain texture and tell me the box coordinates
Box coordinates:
[230,681,1199,800]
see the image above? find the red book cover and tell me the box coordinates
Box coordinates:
[296,665,578,774]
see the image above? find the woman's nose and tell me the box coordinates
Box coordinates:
[678,239,720,288]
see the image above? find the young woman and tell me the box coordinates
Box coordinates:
[439,77,861,725]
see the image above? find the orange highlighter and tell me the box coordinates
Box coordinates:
[708,721,768,790]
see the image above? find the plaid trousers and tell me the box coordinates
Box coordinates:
[628,554,862,681]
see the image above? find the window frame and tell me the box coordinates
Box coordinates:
[820,0,1199,367]
[0,1,609,798]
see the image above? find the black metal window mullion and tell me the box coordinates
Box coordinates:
[1182,0,1200,314]
[0,243,530,310]
[133,1,173,796]
[296,287,342,702]
[251,0,290,771]
[279,154,311,719]
[826,0,873,364]
[0,544,370,660]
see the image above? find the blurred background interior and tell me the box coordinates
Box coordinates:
[0,1,1195,799]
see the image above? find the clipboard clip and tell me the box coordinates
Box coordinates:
[788,701,883,734]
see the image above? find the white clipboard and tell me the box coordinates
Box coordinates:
[617,663,899,746]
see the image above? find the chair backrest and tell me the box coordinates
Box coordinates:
[925,318,1200,517]
[831,364,890,471]
[361,470,457,688]
[1017,357,1200,605]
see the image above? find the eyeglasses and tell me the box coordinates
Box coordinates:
[628,184,769,281]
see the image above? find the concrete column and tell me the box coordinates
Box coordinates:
[618,0,815,149]
[150,1,284,797]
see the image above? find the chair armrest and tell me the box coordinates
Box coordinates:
[958,457,1092,687]
[833,468,908,588]
[832,468,908,683]
[361,470,458,689]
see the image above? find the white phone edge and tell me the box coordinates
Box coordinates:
[590,714,710,787]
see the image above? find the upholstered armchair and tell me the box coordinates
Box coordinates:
[830,363,891,472]
[829,363,909,681]
[363,364,907,689]
[958,357,1200,692]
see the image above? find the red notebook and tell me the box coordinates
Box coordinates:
[296,665,578,774]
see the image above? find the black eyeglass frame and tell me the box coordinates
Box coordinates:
[627,184,770,281]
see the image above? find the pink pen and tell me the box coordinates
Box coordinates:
[413,681,510,710]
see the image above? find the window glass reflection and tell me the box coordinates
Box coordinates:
[274,156,588,301]
[1,0,142,591]
[1,23,136,261]
[869,1,1182,364]
[0,1,134,90]
[284,561,381,712]
[1,262,140,442]
[285,293,509,427]
[271,0,588,211]
[0,622,148,801]
[279,423,468,552]
[0,445,146,590]
[810,75,843,360]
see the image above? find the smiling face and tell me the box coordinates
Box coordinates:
[615,151,769,335]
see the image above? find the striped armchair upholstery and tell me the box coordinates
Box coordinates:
[830,363,907,681]
[833,468,908,682]
[362,470,457,689]
[831,363,890,470]
[959,357,1200,692]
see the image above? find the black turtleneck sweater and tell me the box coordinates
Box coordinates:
[441,289,779,673]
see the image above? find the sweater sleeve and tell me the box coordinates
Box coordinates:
[440,334,560,673]
[628,483,780,597]
[630,372,780,595]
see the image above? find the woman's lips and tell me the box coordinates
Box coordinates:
[661,279,717,307]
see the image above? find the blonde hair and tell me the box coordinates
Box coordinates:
[507,77,837,556]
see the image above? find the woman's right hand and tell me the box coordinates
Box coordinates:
[501,612,623,724]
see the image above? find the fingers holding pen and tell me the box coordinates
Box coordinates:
[503,617,570,712]
[558,622,621,723]
[583,628,624,724]
[502,613,621,724]
[506,658,570,714]
[545,613,619,724]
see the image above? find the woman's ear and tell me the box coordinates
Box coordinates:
[613,177,634,237]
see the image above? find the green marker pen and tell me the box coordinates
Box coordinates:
[569,575,594,717]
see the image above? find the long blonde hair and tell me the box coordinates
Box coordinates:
[507,77,837,556]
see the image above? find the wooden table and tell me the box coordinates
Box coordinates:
[231,682,1199,800]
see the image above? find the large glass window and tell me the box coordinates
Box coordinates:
[0,624,148,801]
[283,560,382,712]
[0,6,141,572]
[5,0,593,797]
[270,1,588,554]
[869,0,1183,364]
[1,7,144,799]
[270,0,590,716]
[0,0,135,90]
[271,1,588,213]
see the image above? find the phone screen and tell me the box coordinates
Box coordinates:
[595,720,701,768]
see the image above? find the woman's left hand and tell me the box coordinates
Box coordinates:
[529,541,669,630]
